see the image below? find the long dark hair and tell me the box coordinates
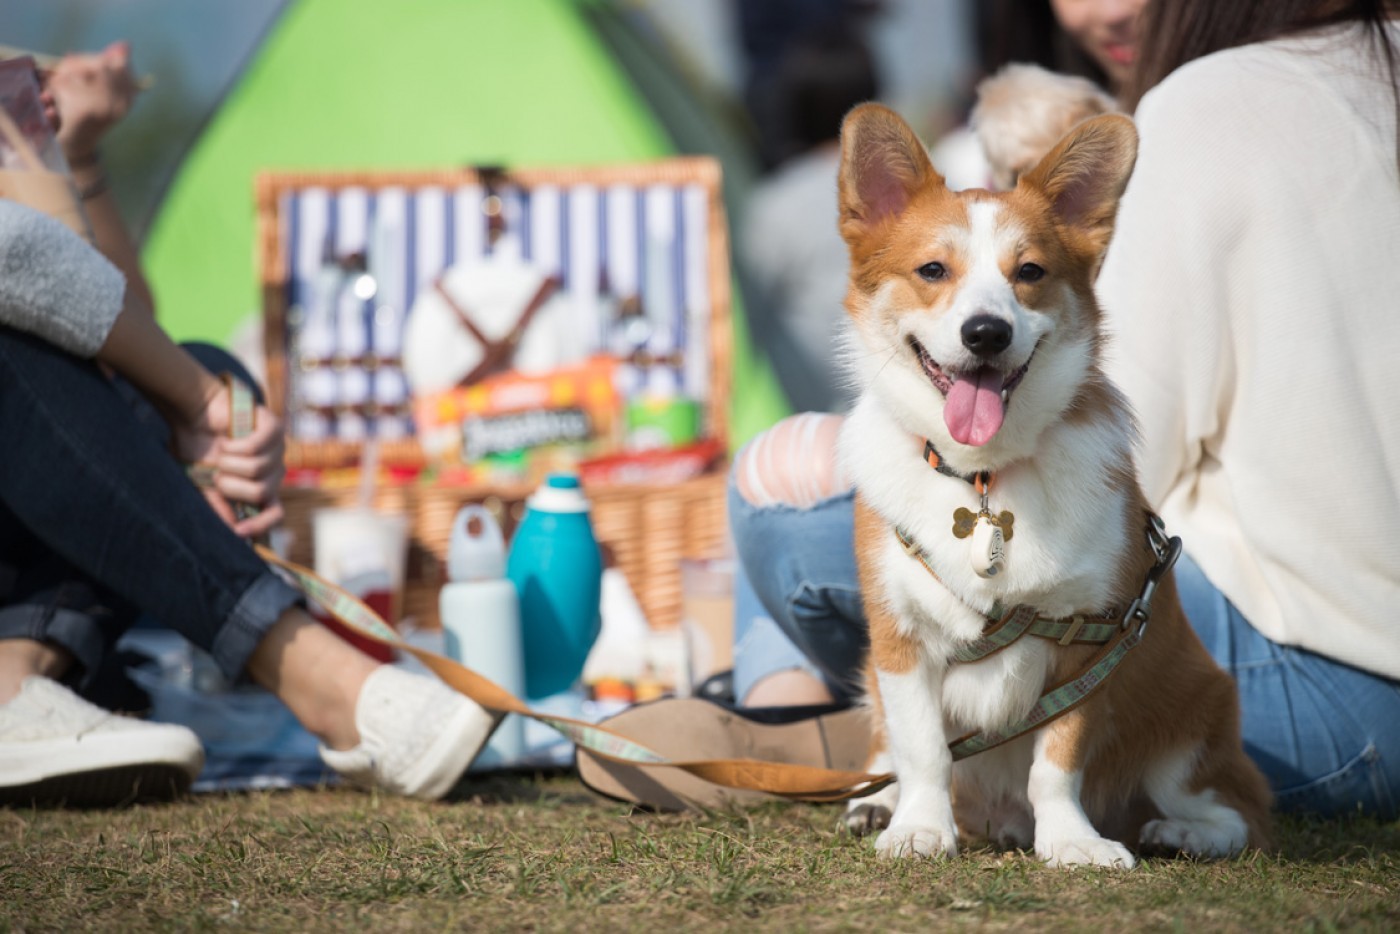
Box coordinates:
[1121,0,1399,110]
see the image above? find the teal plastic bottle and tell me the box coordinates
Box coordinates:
[506,473,604,699]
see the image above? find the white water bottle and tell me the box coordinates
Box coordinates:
[440,504,525,766]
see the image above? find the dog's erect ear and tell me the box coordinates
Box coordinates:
[838,103,942,243]
[1019,114,1138,254]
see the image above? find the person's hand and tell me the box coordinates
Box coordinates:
[38,75,59,134]
[46,41,139,165]
[170,380,287,539]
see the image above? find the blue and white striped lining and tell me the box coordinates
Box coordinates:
[280,182,713,442]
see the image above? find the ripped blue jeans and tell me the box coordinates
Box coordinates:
[729,472,1400,819]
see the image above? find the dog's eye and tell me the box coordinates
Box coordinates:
[1017,263,1046,283]
[917,262,947,282]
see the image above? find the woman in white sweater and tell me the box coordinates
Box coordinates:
[720,0,1400,819]
[1099,1,1400,813]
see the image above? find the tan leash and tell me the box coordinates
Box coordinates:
[220,382,1177,801]
[257,544,895,802]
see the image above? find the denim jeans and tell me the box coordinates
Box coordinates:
[728,480,865,702]
[1174,553,1400,818]
[732,560,833,704]
[0,327,302,692]
[728,464,1400,818]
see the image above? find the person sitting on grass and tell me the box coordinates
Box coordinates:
[0,45,496,807]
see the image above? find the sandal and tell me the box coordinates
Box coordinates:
[576,696,875,812]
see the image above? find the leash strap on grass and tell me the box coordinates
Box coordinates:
[250,519,1178,801]
[247,377,1175,803]
[256,545,895,802]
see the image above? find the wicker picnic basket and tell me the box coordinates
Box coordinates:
[256,158,734,630]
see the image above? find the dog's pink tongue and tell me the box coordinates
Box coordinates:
[944,366,1005,446]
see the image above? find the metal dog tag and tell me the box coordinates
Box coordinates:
[971,516,1006,578]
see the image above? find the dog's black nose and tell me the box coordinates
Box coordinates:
[961,315,1012,357]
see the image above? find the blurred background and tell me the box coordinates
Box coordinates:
[0,0,1065,438]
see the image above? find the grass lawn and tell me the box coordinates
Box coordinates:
[3,773,1397,932]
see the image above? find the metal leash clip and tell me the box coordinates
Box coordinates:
[1121,513,1183,635]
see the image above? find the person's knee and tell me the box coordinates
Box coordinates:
[734,412,850,508]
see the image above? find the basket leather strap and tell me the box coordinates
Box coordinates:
[433,274,562,388]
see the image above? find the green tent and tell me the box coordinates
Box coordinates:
[143,0,786,448]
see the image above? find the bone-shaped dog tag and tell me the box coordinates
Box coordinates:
[971,516,1006,578]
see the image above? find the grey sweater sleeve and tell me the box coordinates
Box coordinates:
[0,198,125,356]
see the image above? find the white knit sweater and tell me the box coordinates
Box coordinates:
[1098,24,1400,679]
[0,198,124,355]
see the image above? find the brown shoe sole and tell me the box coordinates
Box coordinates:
[0,763,193,809]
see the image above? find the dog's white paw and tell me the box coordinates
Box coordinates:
[1140,817,1247,858]
[1038,835,1135,869]
[874,824,958,859]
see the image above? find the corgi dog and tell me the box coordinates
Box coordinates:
[834,104,1271,867]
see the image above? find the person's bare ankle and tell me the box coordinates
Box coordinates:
[246,609,378,750]
[0,639,74,704]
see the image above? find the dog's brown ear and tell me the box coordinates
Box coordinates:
[1019,113,1138,255]
[838,103,942,243]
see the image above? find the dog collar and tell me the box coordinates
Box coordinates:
[922,439,991,494]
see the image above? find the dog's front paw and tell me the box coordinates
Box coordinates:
[1037,835,1135,869]
[874,824,958,859]
[1140,817,1247,858]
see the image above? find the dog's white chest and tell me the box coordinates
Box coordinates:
[881,533,1056,732]
[942,638,1054,733]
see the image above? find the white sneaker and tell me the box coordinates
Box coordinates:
[0,676,205,807]
[318,665,498,801]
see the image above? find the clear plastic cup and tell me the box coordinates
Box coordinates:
[312,507,409,628]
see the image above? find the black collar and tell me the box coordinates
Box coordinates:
[922,439,991,492]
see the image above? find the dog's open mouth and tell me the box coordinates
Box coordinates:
[909,337,1034,447]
